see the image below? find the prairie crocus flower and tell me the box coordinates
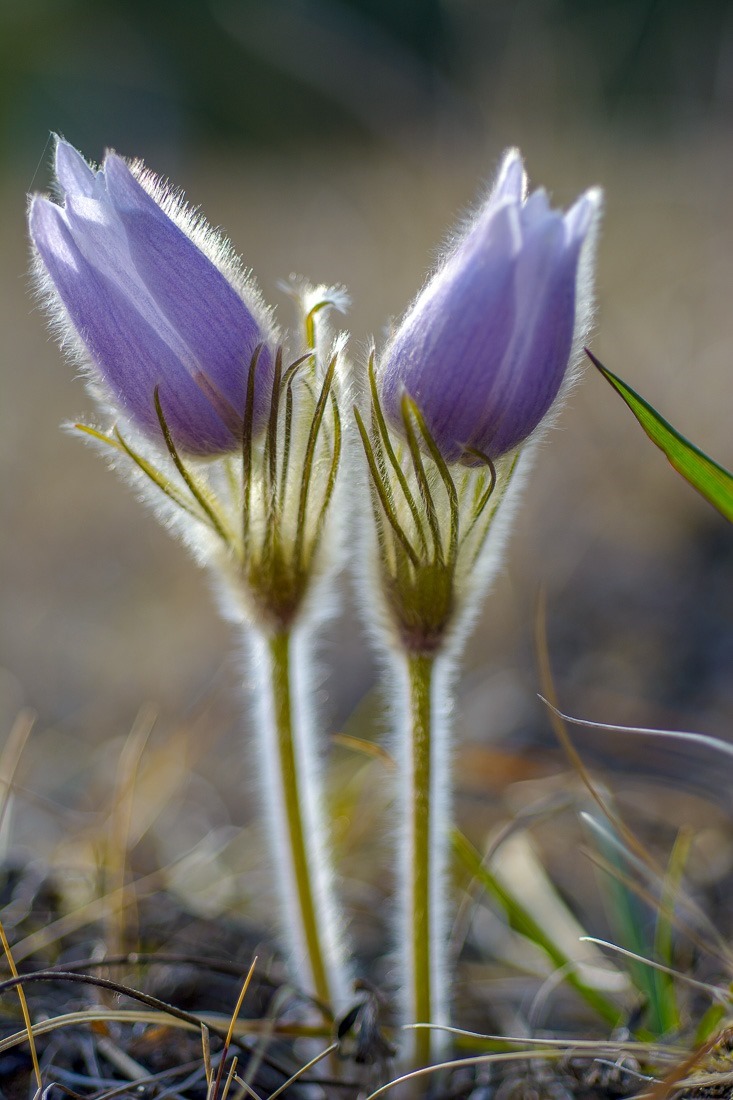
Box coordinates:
[29,141,352,1017]
[29,139,273,455]
[380,148,601,463]
[355,150,601,1067]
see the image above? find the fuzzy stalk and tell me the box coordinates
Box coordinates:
[395,649,452,1069]
[253,625,346,1015]
[407,651,435,1067]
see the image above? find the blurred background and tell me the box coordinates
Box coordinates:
[1,0,733,938]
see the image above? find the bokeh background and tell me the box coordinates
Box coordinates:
[1,0,733,937]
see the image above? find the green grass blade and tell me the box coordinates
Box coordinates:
[652,830,691,1034]
[693,1002,728,1046]
[452,829,621,1027]
[587,350,733,523]
[583,813,671,1036]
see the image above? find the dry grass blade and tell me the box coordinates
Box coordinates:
[233,1076,264,1100]
[361,1046,668,1100]
[0,709,35,836]
[0,1006,330,1055]
[406,1024,683,1057]
[265,1041,339,1100]
[641,1024,733,1100]
[106,704,157,957]
[0,1008,198,1053]
[580,936,730,1001]
[227,959,258,1051]
[202,1023,213,1091]
[332,733,395,768]
[92,1058,205,1100]
[220,1056,239,1100]
[0,969,237,1041]
[238,980,294,1093]
[209,957,258,1100]
[95,1034,150,1081]
[0,917,42,1092]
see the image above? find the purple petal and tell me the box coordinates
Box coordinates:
[563,187,601,245]
[473,216,577,457]
[55,139,99,199]
[519,188,553,232]
[103,155,271,415]
[491,149,526,205]
[62,193,198,369]
[380,201,522,462]
[30,197,240,455]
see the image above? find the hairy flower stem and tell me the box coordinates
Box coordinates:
[407,651,435,1068]
[262,629,337,1013]
[397,648,453,1070]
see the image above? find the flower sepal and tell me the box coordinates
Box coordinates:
[356,356,520,657]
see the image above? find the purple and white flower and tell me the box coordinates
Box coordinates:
[29,139,274,456]
[379,149,601,463]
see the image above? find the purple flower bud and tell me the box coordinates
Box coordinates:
[29,139,274,456]
[379,150,602,463]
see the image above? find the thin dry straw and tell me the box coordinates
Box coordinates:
[87,1058,205,1100]
[0,970,244,1045]
[0,970,340,1084]
[0,709,35,837]
[580,937,731,1003]
[240,1041,340,1100]
[208,956,257,1100]
[105,704,157,956]
[360,1042,679,1100]
[0,715,42,1091]
[0,919,42,1091]
[641,1024,733,1100]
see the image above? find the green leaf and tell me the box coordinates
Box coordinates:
[452,829,621,1027]
[693,1002,729,1046]
[587,350,733,523]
